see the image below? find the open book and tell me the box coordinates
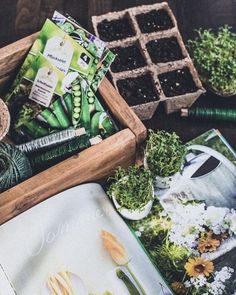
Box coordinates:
[0,184,171,295]
[0,129,235,295]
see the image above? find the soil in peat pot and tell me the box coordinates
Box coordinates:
[97,17,135,42]
[136,9,174,33]
[117,74,159,106]
[146,37,184,63]
[158,67,198,97]
[111,44,147,72]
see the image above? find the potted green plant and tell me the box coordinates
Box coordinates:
[108,166,154,220]
[188,26,236,97]
[144,130,187,189]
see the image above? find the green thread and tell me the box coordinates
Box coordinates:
[29,134,91,170]
[0,143,32,192]
[188,107,236,122]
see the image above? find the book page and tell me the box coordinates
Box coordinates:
[0,183,171,295]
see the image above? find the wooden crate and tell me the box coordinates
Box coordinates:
[0,34,147,225]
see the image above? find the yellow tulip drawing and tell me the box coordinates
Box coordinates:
[101,230,130,266]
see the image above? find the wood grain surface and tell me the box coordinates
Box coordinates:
[99,78,147,144]
[0,129,136,224]
[1,0,236,48]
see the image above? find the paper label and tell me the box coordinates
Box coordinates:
[29,67,58,107]
[77,52,92,70]
[43,36,73,74]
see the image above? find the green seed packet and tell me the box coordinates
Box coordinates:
[52,11,116,92]
[31,19,95,77]
[5,18,98,101]
[5,53,117,143]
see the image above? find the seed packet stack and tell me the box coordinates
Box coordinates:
[4,12,116,144]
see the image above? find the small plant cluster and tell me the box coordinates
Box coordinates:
[145,130,187,177]
[188,26,236,95]
[107,166,153,212]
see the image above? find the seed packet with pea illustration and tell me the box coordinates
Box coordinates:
[5,53,117,143]
[5,18,98,100]
[52,11,116,92]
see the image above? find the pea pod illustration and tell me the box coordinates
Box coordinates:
[86,89,103,113]
[60,22,75,34]
[52,98,70,129]
[40,109,61,129]
[91,111,115,137]
[71,81,83,127]
[24,119,50,138]
[90,112,101,136]
[94,97,104,112]
[87,89,96,113]
[63,93,73,117]
[101,115,116,136]
[80,91,91,133]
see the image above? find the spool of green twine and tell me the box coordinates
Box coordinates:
[181,107,236,122]
[0,143,32,192]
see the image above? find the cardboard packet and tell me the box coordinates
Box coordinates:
[52,11,116,91]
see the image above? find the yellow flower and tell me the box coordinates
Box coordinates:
[197,236,220,253]
[185,257,214,277]
[171,281,187,294]
[101,230,130,265]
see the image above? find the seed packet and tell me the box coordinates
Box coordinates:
[5,53,116,143]
[52,11,116,91]
[52,11,106,58]
[31,19,96,79]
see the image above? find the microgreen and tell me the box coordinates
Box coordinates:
[187,26,236,95]
[145,130,187,177]
[107,166,153,211]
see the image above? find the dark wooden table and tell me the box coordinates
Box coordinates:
[0,0,236,147]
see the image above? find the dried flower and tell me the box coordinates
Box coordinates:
[171,281,188,294]
[185,257,214,277]
[101,230,130,265]
[197,234,220,253]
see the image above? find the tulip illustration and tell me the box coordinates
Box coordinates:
[101,230,147,295]
[101,230,130,266]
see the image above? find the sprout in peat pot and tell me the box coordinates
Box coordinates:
[107,166,154,220]
[187,26,236,97]
[144,130,187,189]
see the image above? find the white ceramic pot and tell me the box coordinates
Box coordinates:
[112,195,153,221]
[112,180,154,221]
[154,173,179,189]
[144,155,179,189]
